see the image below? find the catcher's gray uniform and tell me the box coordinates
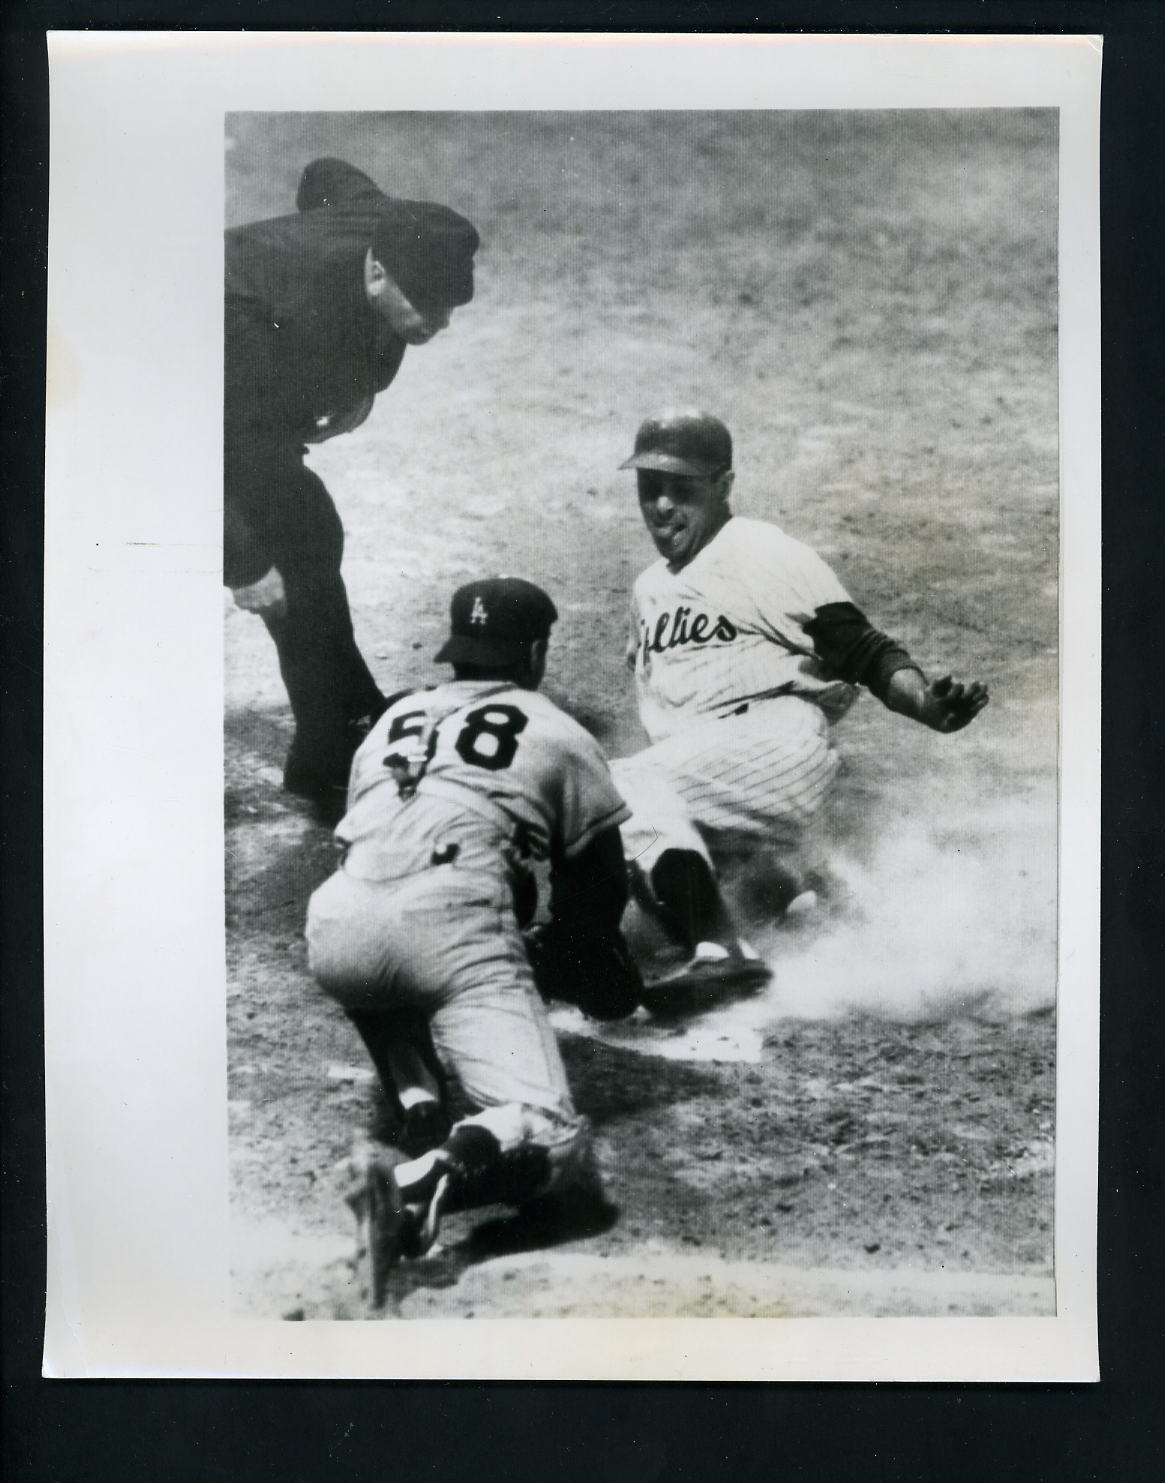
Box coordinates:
[310,578,644,1301]
[307,677,629,1178]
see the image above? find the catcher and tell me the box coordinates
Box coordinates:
[611,410,990,1005]
[306,576,642,1306]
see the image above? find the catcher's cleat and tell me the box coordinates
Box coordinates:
[348,1147,453,1308]
[398,1098,452,1158]
[466,1146,617,1258]
[641,940,772,1017]
[356,1149,415,1310]
[402,1170,451,1260]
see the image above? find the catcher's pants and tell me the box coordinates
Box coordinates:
[306,863,585,1178]
[611,695,840,877]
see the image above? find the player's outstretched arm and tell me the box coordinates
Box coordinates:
[882,668,990,733]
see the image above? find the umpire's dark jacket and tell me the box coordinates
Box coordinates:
[224,159,479,794]
[225,158,478,586]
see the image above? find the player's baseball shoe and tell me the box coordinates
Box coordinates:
[641,940,772,1017]
[401,1166,452,1262]
[281,757,349,823]
[344,1144,451,1310]
[283,708,387,821]
[467,1144,617,1257]
[397,1097,453,1158]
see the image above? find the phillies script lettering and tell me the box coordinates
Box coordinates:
[638,606,738,666]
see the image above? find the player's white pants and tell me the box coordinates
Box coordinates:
[306,864,585,1185]
[611,695,840,876]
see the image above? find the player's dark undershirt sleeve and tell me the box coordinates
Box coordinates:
[802,601,923,701]
[550,826,630,934]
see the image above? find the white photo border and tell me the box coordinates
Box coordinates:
[42,31,1100,1380]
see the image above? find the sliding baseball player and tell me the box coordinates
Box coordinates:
[612,410,989,1007]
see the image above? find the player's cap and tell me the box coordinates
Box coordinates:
[436,577,558,665]
[619,410,733,477]
[371,199,480,310]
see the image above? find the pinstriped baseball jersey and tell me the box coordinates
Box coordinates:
[338,680,629,883]
[613,696,839,865]
[630,516,858,744]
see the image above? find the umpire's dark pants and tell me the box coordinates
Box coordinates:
[225,440,386,792]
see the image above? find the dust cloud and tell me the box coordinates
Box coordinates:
[752,805,1057,1023]
[560,797,1057,1063]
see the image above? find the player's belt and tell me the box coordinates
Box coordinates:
[340,776,523,884]
[415,776,519,840]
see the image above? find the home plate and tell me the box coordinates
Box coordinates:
[548,997,775,1063]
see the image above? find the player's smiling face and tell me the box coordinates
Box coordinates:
[636,469,734,571]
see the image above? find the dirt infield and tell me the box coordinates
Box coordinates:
[225,110,1058,1320]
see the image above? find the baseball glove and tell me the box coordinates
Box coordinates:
[525,920,644,1022]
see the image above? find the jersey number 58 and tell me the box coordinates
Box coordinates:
[384,702,529,776]
[453,704,528,770]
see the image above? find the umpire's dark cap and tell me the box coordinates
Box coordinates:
[436,578,558,666]
[620,410,733,477]
[372,200,479,310]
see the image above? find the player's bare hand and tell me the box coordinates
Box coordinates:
[232,566,287,620]
[926,674,989,733]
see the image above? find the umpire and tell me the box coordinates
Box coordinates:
[225,157,480,808]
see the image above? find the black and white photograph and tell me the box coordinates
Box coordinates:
[43,34,1100,1379]
[225,106,1055,1322]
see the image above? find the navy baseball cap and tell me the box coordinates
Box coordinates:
[294,158,478,309]
[436,577,558,665]
[372,200,479,310]
[620,410,733,477]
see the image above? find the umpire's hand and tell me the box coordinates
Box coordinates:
[232,566,287,621]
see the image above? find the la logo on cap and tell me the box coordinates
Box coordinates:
[470,595,489,625]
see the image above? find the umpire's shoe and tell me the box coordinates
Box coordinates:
[283,708,387,823]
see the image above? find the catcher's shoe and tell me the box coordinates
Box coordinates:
[641,940,772,1017]
[397,1098,452,1158]
[343,1145,408,1310]
[403,1168,451,1260]
[467,1144,617,1258]
[347,1146,453,1310]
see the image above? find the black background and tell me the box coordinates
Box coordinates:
[3,4,1162,1479]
